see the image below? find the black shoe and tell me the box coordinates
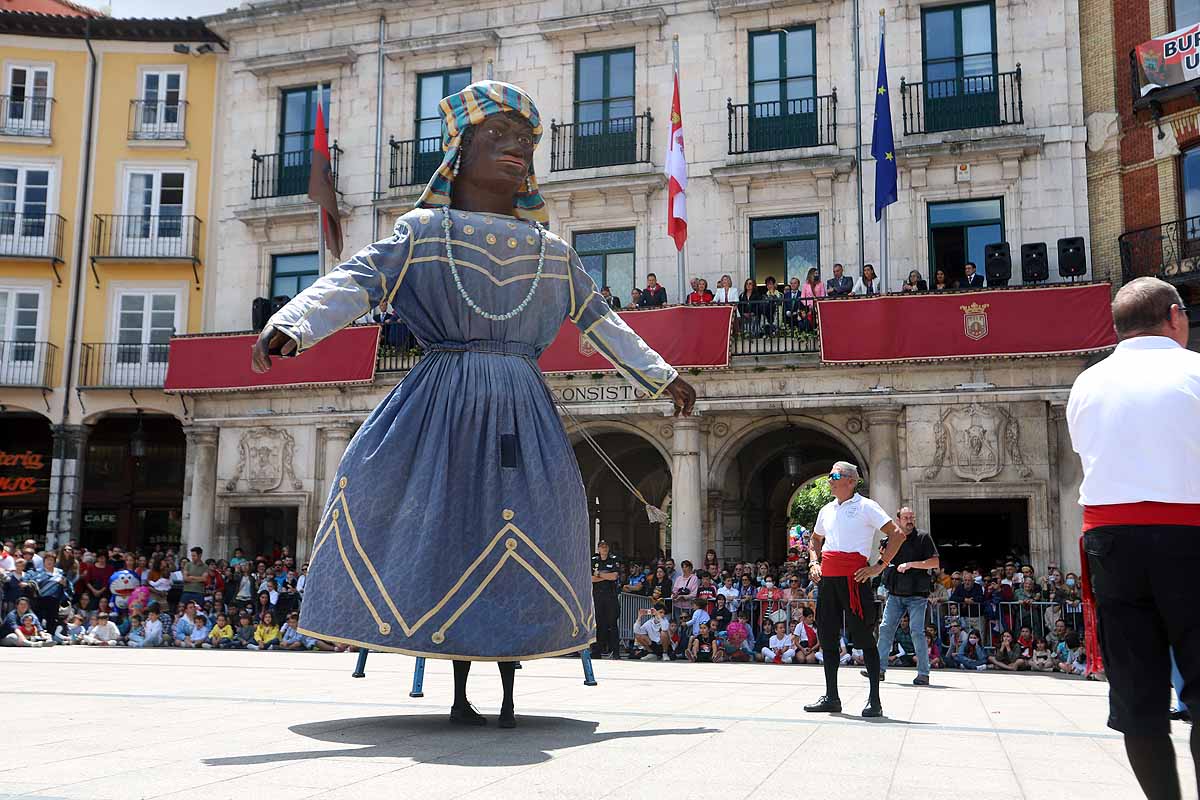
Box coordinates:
[862,700,883,718]
[861,669,885,681]
[804,696,842,713]
[498,707,516,729]
[449,704,487,726]
[913,675,930,686]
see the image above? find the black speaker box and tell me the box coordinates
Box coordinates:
[984,242,1011,286]
[1058,236,1087,278]
[1021,242,1049,283]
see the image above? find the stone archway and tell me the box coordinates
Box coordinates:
[712,418,860,563]
[572,428,671,563]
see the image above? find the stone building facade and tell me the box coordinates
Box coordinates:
[184,0,1094,573]
[1081,0,1200,315]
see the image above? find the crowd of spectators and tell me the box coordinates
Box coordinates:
[592,262,1009,341]
[0,538,340,652]
[609,546,1092,676]
[1,535,1090,679]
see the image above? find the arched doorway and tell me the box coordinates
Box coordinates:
[82,412,185,552]
[714,419,861,563]
[572,430,671,564]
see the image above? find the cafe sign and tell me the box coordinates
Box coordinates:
[0,450,48,498]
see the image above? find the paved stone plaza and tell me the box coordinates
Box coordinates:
[1,648,1193,800]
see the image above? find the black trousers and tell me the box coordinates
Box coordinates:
[1084,524,1200,736]
[592,591,619,655]
[817,575,879,675]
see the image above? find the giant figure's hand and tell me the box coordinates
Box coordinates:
[250,325,296,374]
[665,377,697,416]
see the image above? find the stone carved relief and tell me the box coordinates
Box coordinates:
[845,417,863,434]
[925,403,1032,482]
[225,427,303,492]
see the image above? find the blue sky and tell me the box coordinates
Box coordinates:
[108,0,239,18]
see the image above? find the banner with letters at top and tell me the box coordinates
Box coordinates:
[1136,23,1200,96]
[817,283,1116,364]
[538,305,734,375]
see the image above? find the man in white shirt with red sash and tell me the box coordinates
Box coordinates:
[804,462,907,718]
[1067,276,1199,800]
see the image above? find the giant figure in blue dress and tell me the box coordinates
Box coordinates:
[251,82,697,728]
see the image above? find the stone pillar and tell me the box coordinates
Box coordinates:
[707,490,724,559]
[307,424,355,561]
[184,427,219,557]
[1051,403,1084,572]
[45,424,89,548]
[670,416,704,565]
[865,407,903,521]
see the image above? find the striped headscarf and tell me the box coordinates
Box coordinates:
[414,80,548,224]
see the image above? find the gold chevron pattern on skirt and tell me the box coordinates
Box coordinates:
[309,481,588,643]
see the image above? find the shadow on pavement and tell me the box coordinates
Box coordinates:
[204,714,718,768]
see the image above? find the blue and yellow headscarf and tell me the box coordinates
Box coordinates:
[414,80,548,224]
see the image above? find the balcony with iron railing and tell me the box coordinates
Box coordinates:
[0,212,66,263]
[250,142,341,200]
[128,99,188,141]
[899,67,1023,135]
[92,214,202,262]
[726,93,837,155]
[0,340,57,388]
[79,341,171,388]
[0,95,53,137]
[1118,215,1200,285]
[549,112,653,172]
[388,135,442,189]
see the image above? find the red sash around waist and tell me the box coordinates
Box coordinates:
[1082,502,1200,531]
[821,551,869,618]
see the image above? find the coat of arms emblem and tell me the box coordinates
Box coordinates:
[925,403,1034,482]
[225,427,302,492]
[579,331,598,358]
[961,301,990,341]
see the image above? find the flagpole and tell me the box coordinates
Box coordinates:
[878,11,888,292]
[673,35,686,305]
[316,82,327,276]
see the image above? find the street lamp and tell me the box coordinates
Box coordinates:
[130,411,146,461]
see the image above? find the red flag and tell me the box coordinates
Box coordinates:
[665,72,687,251]
[308,98,343,260]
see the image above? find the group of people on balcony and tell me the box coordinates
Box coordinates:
[595,260,995,337]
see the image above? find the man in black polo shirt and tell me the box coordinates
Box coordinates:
[868,507,940,685]
[591,540,620,658]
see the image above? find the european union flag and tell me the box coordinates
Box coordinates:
[871,29,897,221]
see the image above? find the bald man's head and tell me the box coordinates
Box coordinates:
[1111,277,1184,341]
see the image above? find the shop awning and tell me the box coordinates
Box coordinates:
[817,282,1117,364]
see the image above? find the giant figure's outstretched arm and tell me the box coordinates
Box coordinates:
[252,221,414,371]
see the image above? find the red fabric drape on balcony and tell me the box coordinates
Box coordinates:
[164,326,380,393]
[538,305,734,374]
[817,283,1117,364]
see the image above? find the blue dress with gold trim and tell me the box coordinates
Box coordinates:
[267,208,678,660]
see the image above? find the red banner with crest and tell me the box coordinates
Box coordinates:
[538,305,734,374]
[817,283,1117,364]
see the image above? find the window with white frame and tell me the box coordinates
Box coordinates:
[0,164,53,256]
[4,64,52,137]
[134,69,185,140]
[106,288,181,385]
[120,168,188,257]
[0,285,47,384]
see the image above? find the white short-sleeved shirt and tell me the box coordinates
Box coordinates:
[633,615,669,643]
[1067,336,1200,506]
[814,493,892,558]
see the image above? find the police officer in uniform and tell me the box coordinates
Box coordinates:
[591,540,620,658]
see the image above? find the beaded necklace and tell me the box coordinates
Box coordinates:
[441,205,545,321]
